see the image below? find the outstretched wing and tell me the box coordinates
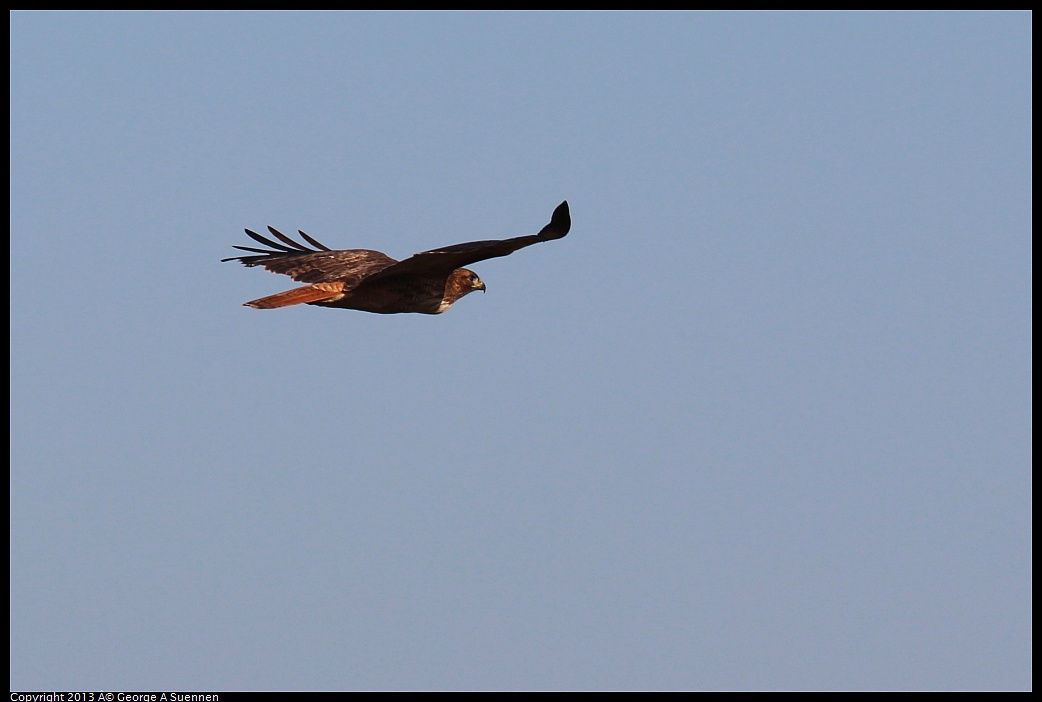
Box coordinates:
[362,200,571,283]
[222,226,399,287]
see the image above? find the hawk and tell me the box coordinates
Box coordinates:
[223,201,571,315]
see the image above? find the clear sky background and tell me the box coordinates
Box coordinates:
[10,11,1031,691]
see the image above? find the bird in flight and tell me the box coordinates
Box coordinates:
[223,201,570,314]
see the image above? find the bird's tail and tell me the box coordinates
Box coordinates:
[244,282,345,309]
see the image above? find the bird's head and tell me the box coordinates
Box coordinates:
[443,268,486,308]
[459,268,485,293]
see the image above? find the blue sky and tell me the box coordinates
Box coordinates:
[10,11,1031,691]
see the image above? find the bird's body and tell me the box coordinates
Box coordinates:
[223,201,570,315]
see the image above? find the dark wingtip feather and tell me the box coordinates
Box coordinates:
[267,226,313,251]
[232,245,277,254]
[221,254,268,265]
[538,200,570,240]
[244,228,298,252]
[297,230,332,251]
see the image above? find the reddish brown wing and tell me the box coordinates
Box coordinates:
[222,226,399,289]
[361,200,571,284]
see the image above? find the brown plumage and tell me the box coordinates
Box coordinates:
[223,201,570,314]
